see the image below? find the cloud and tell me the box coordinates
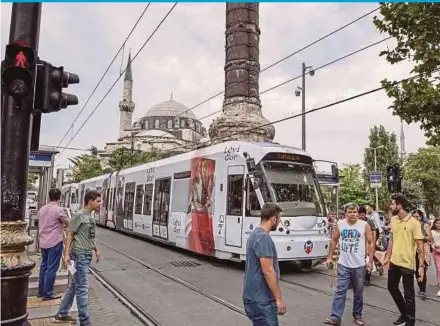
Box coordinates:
[0,3,427,170]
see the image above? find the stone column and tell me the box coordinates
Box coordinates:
[208,3,275,143]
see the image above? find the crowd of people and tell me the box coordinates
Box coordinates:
[243,195,440,326]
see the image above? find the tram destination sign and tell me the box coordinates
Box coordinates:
[263,152,313,165]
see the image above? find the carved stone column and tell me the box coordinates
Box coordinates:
[208,3,275,143]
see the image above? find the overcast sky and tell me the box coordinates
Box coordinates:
[1,3,428,171]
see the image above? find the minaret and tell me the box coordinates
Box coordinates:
[208,3,275,143]
[399,120,406,161]
[119,51,135,139]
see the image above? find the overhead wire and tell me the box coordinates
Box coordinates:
[154,6,381,138]
[153,69,438,158]
[58,2,179,158]
[56,4,151,148]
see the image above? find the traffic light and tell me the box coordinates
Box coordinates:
[387,166,395,193]
[34,60,79,113]
[1,41,37,99]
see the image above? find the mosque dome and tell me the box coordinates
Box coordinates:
[144,97,197,120]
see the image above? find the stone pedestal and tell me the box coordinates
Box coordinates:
[209,3,275,144]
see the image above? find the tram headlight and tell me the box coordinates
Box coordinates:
[283,220,290,228]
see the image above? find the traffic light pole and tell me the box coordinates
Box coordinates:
[1,3,41,326]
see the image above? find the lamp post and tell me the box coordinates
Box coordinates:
[368,145,385,210]
[295,62,315,151]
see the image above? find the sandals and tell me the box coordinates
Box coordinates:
[324,317,340,325]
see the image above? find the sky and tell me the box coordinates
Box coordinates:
[0,3,428,171]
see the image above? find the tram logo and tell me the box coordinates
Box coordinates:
[304,240,313,254]
[249,223,254,230]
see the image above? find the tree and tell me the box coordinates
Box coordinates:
[68,145,104,182]
[339,164,368,206]
[363,125,399,211]
[401,178,425,212]
[373,3,440,146]
[107,148,160,171]
[27,173,38,190]
[404,146,440,217]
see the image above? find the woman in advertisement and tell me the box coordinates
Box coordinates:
[186,157,216,255]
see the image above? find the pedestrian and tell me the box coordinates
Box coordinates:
[431,218,440,297]
[358,206,376,286]
[324,203,375,326]
[383,194,424,326]
[37,188,70,301]
[54,190,101,326]
[366,204,383,241]
[243,202,286,326]
[411,210,432,299]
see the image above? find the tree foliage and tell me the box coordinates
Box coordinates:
[363,125,399,211]
[339,164,368,206]
[107,148,161,171]
[373,3,440,146]
[68,153,104,183]
[404,146,440,216]
[27,173,38,190]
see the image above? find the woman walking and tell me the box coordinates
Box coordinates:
[431,218,440,297]
[411,210,432,299]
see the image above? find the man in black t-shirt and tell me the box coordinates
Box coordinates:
[359,206,376,286]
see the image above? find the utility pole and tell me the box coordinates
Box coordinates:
[368,145,384,211]
[1,3,41,326]
[295,62,315,151]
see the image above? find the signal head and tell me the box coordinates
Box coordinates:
[295,87,301,97]
[309,69,315,76]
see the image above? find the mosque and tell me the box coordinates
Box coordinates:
[99,53,209,162]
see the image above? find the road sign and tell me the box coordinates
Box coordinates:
[370,171,381,188]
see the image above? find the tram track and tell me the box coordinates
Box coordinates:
[89,266,162,326]
[279,277,438,326]
[95,239,247,317]
[310,268,440,303]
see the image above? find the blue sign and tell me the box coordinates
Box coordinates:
[29,154,51,162]
[370,171,381,188]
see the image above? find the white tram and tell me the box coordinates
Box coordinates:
[63,141,335,265]
[61,183,80,214]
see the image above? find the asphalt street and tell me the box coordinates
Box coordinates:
[93,227,440,326]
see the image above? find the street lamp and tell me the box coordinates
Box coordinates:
[295,62,315,151]
[367,145,385,210]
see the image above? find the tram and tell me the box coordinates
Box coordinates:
[61,141,336,265]
[61,183,80,214]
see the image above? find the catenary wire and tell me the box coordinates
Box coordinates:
[193,37,391,123]
[58,3,178,158]
[56,5,379,154]
[154,6,381,138]
[153,69,438,157]
[56,4,151,148]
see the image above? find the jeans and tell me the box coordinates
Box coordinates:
[415,252,428,293]
[331,264,366,320]
[387,263,416,325]
[57,252,93,324]
[38,241,63,298]
[243,299,279,326]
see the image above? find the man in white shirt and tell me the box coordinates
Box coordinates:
[367,204,383,240]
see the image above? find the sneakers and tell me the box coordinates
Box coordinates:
[393,316,406,326]
[54,314,77,323]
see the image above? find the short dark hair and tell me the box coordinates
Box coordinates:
[344,202,359,213]
[84,190,100,206]
[392,194,408,210]
[368,203,376,210]
[358,206,367,214]
[261,202,282,221]
[49,188,62,201]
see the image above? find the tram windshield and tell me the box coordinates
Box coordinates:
[262,161,324,217]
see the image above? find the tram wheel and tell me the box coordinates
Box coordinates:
[300,260,313,270]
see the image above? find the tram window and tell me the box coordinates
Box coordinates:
[172,178,190,212]
[143,184,153,215]
[246,181,260,217]
[71,192,77,204]
[135,184,144,214]
[124,182,136,219]
[227,175,243,216]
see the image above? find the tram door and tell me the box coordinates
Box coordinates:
[225,165,245,247]
[152,178,171,240]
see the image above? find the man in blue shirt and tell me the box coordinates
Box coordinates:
[243,202,286,326]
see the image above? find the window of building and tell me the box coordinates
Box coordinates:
[188,119,194,130]
[227,175,243,216]
[174,117,179,129]
[155,119,159,129]
[167,120,173,129]
[196,123,200,133]
[143,184,153,215]
[135,184,144,215]
[124,182,136,220]
[180,119,186,128]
